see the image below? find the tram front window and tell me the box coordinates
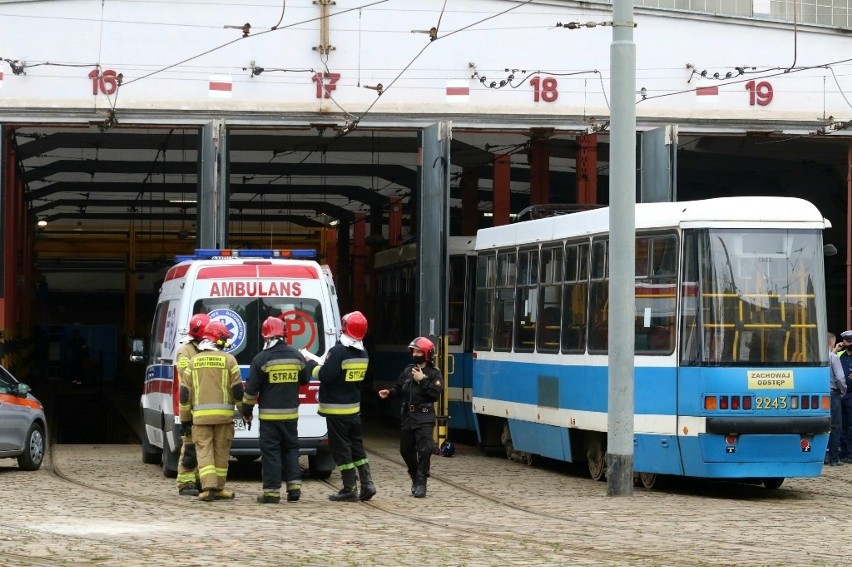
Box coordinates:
[680,228,826,366]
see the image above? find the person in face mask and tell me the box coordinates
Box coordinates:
[378,336,443,498]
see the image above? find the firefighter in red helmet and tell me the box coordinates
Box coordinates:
[378,336,443,498]
[179,320,244,501]
[174,312,210,496]
[242,316,310,503]
[301,311,375,502]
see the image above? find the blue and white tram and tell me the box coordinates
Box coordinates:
[471,197,831,488]
[371,237,478,431]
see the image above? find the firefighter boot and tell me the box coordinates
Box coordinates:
[213,489,235,500]
[408,471,417,495]
[328,468,359,502]
[413,474,427,498]
[357,464,376,502]
[256,491,280,504]
[286,481,302,502]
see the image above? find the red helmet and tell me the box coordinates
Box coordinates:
[341,311,368,340]
[202,320,232,344]
[408,336,435,362]
[187,313,211,341]
[262,316,286,339]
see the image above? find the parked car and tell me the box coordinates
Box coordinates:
[0,365,47,470]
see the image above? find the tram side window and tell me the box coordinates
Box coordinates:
[634,233,677,355]
[447,255,467,346]
[514,247,539,352]
[562,242,589,353]
[680,231,701,365]
[473,253,496,351]
[537,245,564,353]
[494,250,516,352]
[588,239,609,352]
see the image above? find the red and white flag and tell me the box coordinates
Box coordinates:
[694,81,719,104]
[209,74,232,98]
[446,79,469,103]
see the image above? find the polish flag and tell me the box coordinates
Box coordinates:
[695,83,719,104]
[446,79,470,103]
[209,74,233,98]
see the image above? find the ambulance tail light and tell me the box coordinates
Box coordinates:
[172,365,181,416]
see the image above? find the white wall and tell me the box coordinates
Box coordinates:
[0,0,849,132]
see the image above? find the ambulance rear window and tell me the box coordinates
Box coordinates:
[194,297,325,365]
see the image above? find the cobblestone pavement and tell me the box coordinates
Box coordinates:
[0,423,850,567]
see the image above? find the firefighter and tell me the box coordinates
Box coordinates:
[242,316,310,504]
[179,320,244,502]
[174,313,210,497]
[378,336,443,498]
[301,311,375,502]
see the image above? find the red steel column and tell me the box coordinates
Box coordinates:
[493,154,511,226]
[529,136,551,205]
[324,226,338,275]
[577,134,599,205]
[389,196,403,247]
[461,166,479,236]
[353,212,366,309]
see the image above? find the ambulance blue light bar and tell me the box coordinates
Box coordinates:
[175,249,317,262]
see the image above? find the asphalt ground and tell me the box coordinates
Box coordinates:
[0,419,850,567]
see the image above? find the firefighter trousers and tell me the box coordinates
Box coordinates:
[259,419,301,492]
[400,424,434,478]
[176,431,198,489]
[327,414,367,470]
[193,422,234,491]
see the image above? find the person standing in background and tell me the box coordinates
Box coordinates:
[378,336,443,498]
[827,332,847,466]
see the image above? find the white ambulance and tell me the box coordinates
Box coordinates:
[139,248,340,479]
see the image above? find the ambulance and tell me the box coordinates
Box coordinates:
[139,248,340,479]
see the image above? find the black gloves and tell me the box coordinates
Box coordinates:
[180,421,192,438]
[241,403,254,421]
[182,442,197,469]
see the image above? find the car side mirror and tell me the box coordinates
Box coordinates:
[15,383,31,397]
[824,244,838,257]
[129,338,145,363]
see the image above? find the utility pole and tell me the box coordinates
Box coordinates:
[607,0,637,496]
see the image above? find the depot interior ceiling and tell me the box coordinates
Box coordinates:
[12,124,852,264]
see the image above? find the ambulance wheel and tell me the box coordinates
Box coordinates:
[308,455,333,479]
[162,447,178,478]
[140,416,160,465]
[17,423,45,471]
[763,478,784,489]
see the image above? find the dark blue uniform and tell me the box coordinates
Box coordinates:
[386,363,443,490]
[838,348,852,460]
[243,341,309,500]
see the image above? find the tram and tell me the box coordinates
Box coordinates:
[471,196,831,488]
[370,237,478,431]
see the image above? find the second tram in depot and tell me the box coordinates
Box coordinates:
[470,196,832,489]
[371,237,478,432]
